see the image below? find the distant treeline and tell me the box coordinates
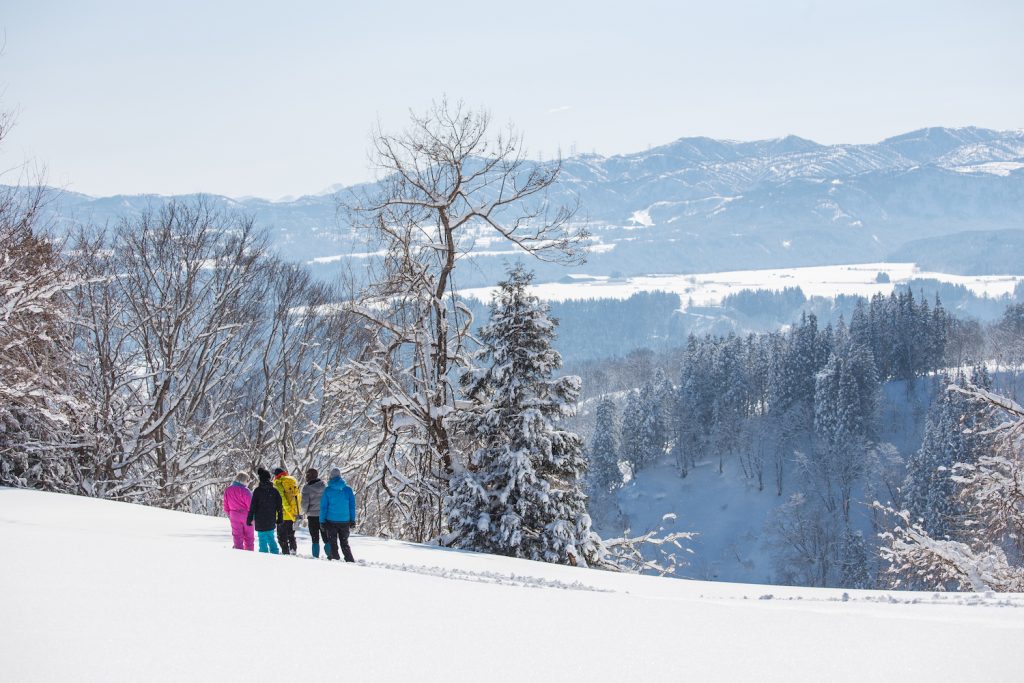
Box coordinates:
[525,280,1024,365]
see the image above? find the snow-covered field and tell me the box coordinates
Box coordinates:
[461,262,1024,308]
[1,488,1021,682]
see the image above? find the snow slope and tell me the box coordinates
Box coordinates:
[1,489,1021,681]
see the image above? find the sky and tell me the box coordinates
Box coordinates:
[1,0,1021,199]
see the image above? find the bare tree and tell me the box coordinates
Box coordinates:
[71,228,143,498]
[0,109,87,491]
[70,201,272,509]
[238,260,364,476]
[341,99,587,540]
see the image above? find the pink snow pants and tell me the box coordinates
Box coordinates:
[229,513,254,550]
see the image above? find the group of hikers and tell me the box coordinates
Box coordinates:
[222,466,357,562]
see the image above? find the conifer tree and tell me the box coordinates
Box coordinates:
[903,372,987,540]
[446,265,601,566]
[588,396,622,496]
[621,387,656,473]
[838,529,872,589]
[648,368,671,457]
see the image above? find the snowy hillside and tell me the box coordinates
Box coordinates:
[1,488,1021,682]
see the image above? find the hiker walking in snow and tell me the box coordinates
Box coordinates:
[247,468,284,554]
[272,467,301,555]
[300,467,327,558]
[223,471,254,551]
[320,466,356,562]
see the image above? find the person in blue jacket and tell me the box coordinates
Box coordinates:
[319,466,356,562]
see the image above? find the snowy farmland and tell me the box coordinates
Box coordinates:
[461,262,1024,309]
[1,488,1021,682]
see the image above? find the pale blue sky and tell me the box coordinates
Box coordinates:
[1,0,1021,198]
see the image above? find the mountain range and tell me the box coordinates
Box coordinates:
[33,126,1024,286]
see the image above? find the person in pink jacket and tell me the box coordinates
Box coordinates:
[223,471,254,550]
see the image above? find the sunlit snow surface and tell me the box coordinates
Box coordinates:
[1,488,1021,681]
[461,262,1024,308]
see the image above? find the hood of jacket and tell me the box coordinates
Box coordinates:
[320,475,355,524]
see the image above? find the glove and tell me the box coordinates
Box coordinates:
[300,518,308,529]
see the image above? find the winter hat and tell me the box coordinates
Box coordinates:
[235,471,250,484]
[272,467,286,477]
[329,466,342,480]
[257,467,271,482]
[306,467,319,480]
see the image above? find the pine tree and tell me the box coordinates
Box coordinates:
[807,321,877,523]
[903,373,981,540]
[445,265,601,566]
[650,367,674,460]
[588,396,622,496]
[838,529,872,589]
[621,387,656,474]
[674,336,715,476]
[710,336,746,473]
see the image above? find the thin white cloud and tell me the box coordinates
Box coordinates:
[547,105,572,114]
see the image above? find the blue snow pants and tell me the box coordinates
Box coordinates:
[257,529,280,554]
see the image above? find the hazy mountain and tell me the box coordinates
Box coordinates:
[29,126,1024,285]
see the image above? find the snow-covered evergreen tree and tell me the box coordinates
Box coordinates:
[674,336,715,476]
[446,265,602,566]
[838,529,872,589]
[650,367,674,458]
[808,321,877,522]
[618,367,675,474]
[903,374,971,540]
[588,396,622,496]
[621,386,656,474]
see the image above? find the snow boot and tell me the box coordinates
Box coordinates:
[312,543,320,558]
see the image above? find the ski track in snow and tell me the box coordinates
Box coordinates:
[354,558,613,592]
[286,548,1024,609]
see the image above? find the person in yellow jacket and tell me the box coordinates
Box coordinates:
[272,467,302,555]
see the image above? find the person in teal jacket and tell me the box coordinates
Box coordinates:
[319,466,356,562]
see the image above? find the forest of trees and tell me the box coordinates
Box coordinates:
[585,294,1024,590]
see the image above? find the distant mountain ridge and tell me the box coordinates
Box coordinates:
[28,126,1024,285]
